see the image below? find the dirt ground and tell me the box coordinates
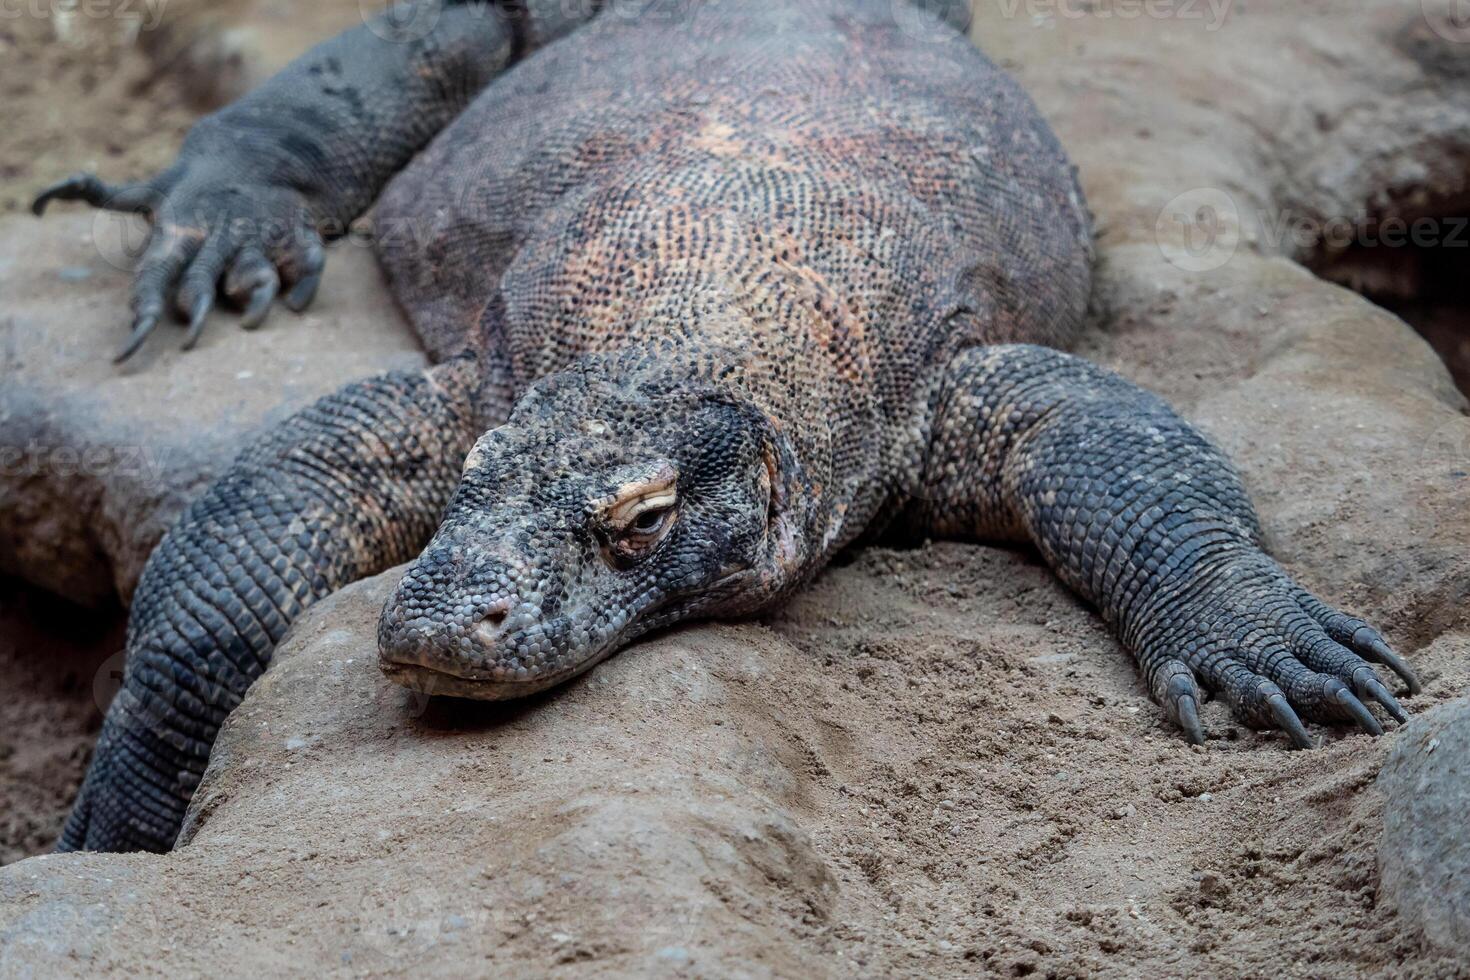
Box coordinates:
[764,546,1470,977]
[0,578,122,863]
[0,11,193,217]
[4,552,1465,976]
[0,581,122,865]
[1,2,1469,977]
[0,1,368,216]
[0,13,165,867]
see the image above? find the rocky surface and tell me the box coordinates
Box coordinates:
[1379,698,1470,955]
[1,556,1466,976]
[2,0,1469,976]
[0,211,424,606]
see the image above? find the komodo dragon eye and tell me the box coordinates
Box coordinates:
[631,507,669,532]
[600,477,678,566]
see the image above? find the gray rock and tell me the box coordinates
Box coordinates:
[1,569,844,977]
[0,212,425,606]
[1378,697,1470,953]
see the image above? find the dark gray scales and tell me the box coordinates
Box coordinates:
[33,0,1417,854]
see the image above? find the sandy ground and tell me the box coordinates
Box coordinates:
[3,551,1465,976]
[0,582,122,865]
[0,12,194,217]
[0,14,167,868]
[762,545,1470,976]
[0,0,365,216]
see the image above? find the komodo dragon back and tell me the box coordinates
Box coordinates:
[375,0,1093,374]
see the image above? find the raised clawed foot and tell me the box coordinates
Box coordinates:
[32,163,326,363]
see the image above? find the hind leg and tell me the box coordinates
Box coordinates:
[908,344,1418,748]
[62,354,498,852]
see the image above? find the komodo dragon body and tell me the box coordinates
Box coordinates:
[33,0,1419,853]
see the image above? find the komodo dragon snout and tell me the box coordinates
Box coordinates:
[377,365,804,699]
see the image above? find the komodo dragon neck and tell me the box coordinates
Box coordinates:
[494,224,903,566]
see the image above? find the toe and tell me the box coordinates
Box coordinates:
[1150,659,1206,744]
[1264,691,1316,750]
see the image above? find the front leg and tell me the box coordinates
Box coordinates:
[63,355,493,852]
[912,344,1420,747]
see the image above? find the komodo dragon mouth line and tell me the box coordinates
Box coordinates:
[378,658,605,700]
[378,561,761,700]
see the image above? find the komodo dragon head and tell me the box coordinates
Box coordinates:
[377,355,808,698]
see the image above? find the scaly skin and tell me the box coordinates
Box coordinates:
[35,0,1416,853]
[60,355,490,852]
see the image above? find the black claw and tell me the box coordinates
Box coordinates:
[1360,635,1422,695]
[1266,694,1316,750]
[240,281,277,330]
[1156,663,1206,746]
[181,297,212,351]
[1177,694,1205,745]
[283,240,325,312]
[1331,684,1384,737]
[1362,677,1409,725]
[114,312,161,364]
[283,271,322,312]
[32,173,105,216]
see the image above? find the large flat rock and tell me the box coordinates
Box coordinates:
[0,212,424,606]
[1,553,1466,976]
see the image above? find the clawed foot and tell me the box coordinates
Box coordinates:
[33,166,326,363]
[1137,556,1420,749]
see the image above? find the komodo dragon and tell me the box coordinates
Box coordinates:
[32,0,1421,854]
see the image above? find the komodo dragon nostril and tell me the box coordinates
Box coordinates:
[472,599,514,645]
